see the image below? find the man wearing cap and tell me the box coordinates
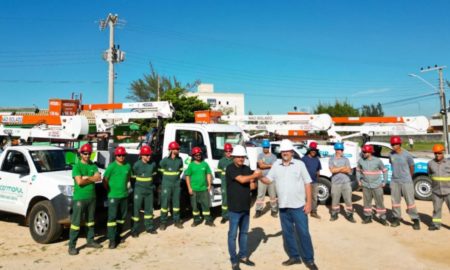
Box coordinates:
[255,139,278,218]
[226,145,261,270]
[389,136,420,230]
[301,141,322,219]
[260,139,318,270]
[68,143,102,255]
[185,146,214,227]
[427,144,450,231]
[103,146,132,249]
[217,143,234,224]
[357,144,389,226]
[159,141,184,230]
[131,145,158,237]
[329,142,355,223]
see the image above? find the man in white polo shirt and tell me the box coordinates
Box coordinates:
[260,139,318,270]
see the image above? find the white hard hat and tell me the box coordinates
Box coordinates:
[279,139,294,151]
[231,145,247,156]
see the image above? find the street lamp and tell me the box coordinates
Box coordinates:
[409,68,449,154]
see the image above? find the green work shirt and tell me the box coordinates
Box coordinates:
[104,161,131,199]
[133,159,157,189]
[159,156,183,183]
[217,157,233,181]
[185,161,212,192]
[72,161,99,201]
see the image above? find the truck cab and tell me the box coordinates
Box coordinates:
[0,146,73,243]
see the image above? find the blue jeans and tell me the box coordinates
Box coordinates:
[228,210,250,264]
[279,207,315,263]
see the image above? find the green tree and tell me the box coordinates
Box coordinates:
[127,64,209,127]
[314,100,359,117]
[360,102,384,116]
[127,63,200,101]
[160,88,210,123]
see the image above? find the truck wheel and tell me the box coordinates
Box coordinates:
[317,177,332,205]
[29,201,63,244]
[413,175,432,201]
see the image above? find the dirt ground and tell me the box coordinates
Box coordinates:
[0,192,448,270]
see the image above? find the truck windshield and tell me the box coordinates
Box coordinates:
[209,132,244,160]
[30,150,68,172]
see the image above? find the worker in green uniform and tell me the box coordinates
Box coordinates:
[216,143,234,224]
[68,143,102,255]
[103,146,131,249]
[185,146,215,227]
[159,141,184,230]
[131,145,158,237]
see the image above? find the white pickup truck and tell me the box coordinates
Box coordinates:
[0,146,74,243]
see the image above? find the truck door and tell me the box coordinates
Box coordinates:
[0,150,31,214]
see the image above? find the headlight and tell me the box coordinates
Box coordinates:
[58,185,74,197]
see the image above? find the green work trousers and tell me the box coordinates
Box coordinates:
[221,177,228,219]
[107,197,128,242]
[132,186,155,233]
[69,198,96,248]
[191,190,212,222]
[160,181,181,224]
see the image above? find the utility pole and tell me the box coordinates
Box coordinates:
[421,65,449,154]
[99,13,125,104]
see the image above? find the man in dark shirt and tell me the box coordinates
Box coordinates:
[226,145,261,270]
[301,142,322,218]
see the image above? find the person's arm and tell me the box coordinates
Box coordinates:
[329,158,342,174]
[235,170,261,184]
[257,160,272,170]
[356,162,362,186]
[300,163,313,214]
[186,175,193,195]
[206,163,212,192]
[260,165,275,185]
[102,165,111,191]
[379,160,388,187]
[407,154,415,176]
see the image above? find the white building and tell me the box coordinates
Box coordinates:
[185,84,245,116]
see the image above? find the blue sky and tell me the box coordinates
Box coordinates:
[0,0,448,117]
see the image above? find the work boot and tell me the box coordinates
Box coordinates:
[68,247,79,256]
[86,241,103,248]
[329,213,338,221]
[205,220,216,227]
[146,228,158,234]
[108,241,116,249]
[131,231,139,238]
[346,213,356,223]
[362,216,372,224]
[159,223,167,231]
[428,224,440,231]
[310,212,321,219]
[305,261,319,270]
[271,210,278,218]
[220,217,228,224]
[191,220,202,227]
[231,263,241,270]
[412,219,421,230]
[380,219,389,226]
[253,210,263,219]
[282,257,302,266]
[239,257,255,266]
[390,218,400,227]
[174,221,184,229]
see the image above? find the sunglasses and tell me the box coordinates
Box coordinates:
[142,154,151,157]
[435,152,444,155]
[116,155,126,157]
[81,152,90,156]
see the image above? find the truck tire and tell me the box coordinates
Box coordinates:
[413,175,432,201]
[317,177,332,205]
[28,201,63,244]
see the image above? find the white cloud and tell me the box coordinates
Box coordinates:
[352,88,390,97]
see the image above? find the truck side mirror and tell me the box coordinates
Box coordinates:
[14,165,30,175]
